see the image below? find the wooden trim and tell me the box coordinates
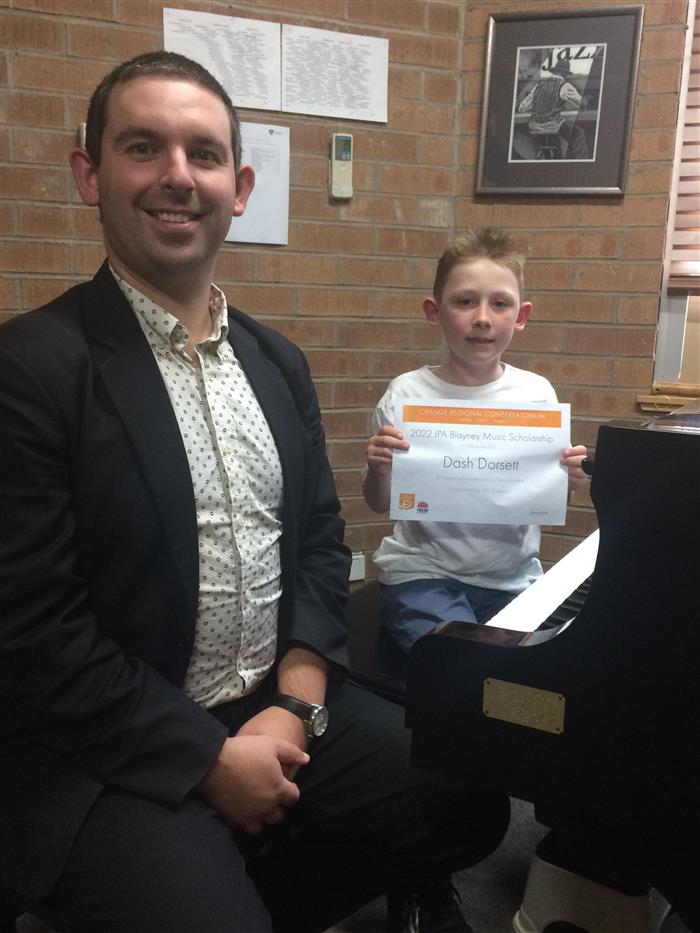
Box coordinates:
[652,380,700,397]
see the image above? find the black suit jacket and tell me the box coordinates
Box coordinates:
[0,263,351,898]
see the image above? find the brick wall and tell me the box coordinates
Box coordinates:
[0,0,688,572]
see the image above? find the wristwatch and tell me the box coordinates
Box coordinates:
[270,693,329,740]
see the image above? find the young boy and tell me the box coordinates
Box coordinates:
[363,227,589,653]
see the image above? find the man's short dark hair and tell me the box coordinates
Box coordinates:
[85,51,242,169]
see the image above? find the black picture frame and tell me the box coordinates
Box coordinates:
[476,6,644,197]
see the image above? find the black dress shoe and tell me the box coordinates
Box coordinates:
[386,877,473,933]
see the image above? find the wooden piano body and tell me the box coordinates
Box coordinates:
[405,417,700,921]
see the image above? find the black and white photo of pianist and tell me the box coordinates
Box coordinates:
[509,44,605,163]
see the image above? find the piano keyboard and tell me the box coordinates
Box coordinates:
[485,530,599,634]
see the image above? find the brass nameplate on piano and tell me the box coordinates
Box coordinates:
[483,678,565,735]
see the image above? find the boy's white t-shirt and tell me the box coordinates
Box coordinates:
[371,363,558,592]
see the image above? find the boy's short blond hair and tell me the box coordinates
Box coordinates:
[432,227,526,299]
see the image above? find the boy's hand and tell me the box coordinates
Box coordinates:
[561,445,589,493]
[367,425,410,476]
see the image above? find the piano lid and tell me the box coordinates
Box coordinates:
[642,397,700,434]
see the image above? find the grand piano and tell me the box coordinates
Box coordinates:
[405,409,700,928]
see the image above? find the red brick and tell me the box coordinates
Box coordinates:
[298,288,375,318]
[390,33,459,69]
[342,258,413,288]
[622,228,667,260]
[640,25,686,62]
[0,276,19,311]
[334,380,388,408]
[0,90,65,128]
[530,293,614,324]
[224,285,296,316]
[67,23,157,61]
[16,55,112,94]
[21,276,78,308]
[388,68,422,101]
[412,322,445,349]
[257,253,337,285]
[525,262,573,291]
[425,73,458,103]
[612,358,654,388]
[14,128,73,165]
[306,350,370,378]
[643,1,688,25]
[0,11,64,52]
[352,130,419,163]
[322,410,371,439]
[634,94,679,129]
[531,230,619,260]
[336,320,407,350]
[578,196,669,229]
[0,165,67,201]
[637,60,683,95]
[296,223,374,254]
[417,134,454,166]
[389,101,454,135]
[491,203,579,228]
[428,2,460,36]
[378,228,449,258]
[628,128,676,162]
[74,243,107,275]
[213,250,256,283]
[371,350,441,378]
[334,469,364,498]
[377,163,451,195]
[511,324,565,354]
[627,161,674,195]
[569,388,644,419]
[265,317,335,349]
[0,240,70,274]
[527,355,610,386]
[15,0,113,17]
[374,288,434,319]
[568,327,656,358]
[618,295,660,325]
[572,262,661,294]
[348,0,426,30]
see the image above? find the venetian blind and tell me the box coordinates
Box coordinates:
[669,0,700,287]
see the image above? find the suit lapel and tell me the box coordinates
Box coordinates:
[80,265,199,621]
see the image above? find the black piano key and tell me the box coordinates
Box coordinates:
[537,576,592,630]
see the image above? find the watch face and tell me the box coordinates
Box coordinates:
[311,706,329,737]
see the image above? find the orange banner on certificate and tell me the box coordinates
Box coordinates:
[401,405,562,428]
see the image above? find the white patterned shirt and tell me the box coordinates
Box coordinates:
[113,270,283,708]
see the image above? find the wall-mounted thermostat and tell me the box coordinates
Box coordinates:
[329,133,353,199]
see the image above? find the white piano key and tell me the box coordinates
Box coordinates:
[485,530,599,633]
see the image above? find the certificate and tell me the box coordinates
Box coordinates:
[390,399,571,525]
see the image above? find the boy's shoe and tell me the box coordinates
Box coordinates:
[386,877,474,933]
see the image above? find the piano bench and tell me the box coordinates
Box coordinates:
[345,579,407,705]
[514,854,669,933]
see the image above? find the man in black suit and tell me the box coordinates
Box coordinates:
[0,52,509,933]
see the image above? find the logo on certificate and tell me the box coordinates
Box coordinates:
[417,500,429,514]
[398,493,415,510]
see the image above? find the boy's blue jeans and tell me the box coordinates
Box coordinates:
[380,578,517,654]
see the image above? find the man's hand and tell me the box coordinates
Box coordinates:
[197,734,308,835]
[366,425,409,476]
[237,705,308,779]
[561,445,589,494]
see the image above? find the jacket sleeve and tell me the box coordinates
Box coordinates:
[271,340,352,673]
[0,334,227,807]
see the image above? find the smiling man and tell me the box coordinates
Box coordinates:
[0,53,510,933]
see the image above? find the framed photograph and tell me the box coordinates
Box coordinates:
[476,6,644,196]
